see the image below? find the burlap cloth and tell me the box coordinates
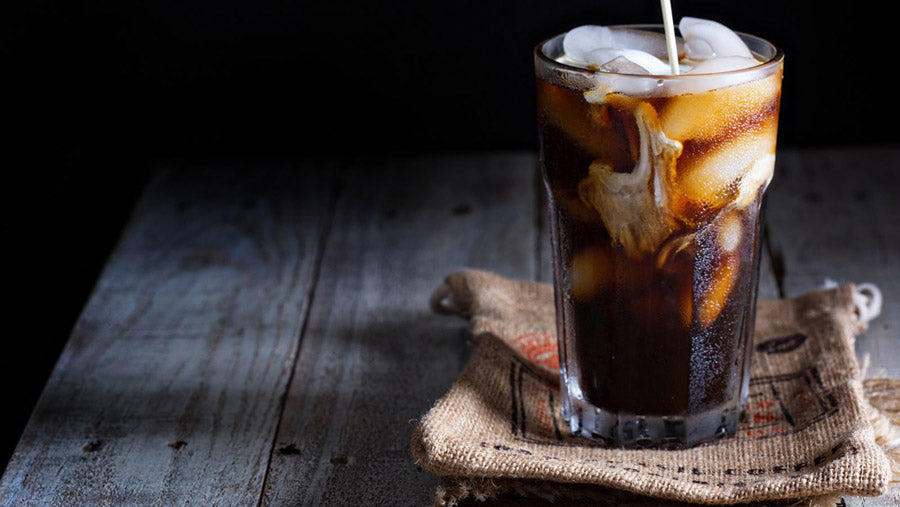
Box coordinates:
[411,269,900,506]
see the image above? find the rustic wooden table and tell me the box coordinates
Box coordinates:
[1,148,897,506]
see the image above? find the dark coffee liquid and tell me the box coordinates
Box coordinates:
[538,79,771,418]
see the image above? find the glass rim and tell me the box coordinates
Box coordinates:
[534,23,784,79]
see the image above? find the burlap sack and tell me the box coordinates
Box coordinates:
[411,269,899,506]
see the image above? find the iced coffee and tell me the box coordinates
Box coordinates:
[534,18,783,447]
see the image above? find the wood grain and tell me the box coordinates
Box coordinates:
[258,152,541,506]
[0,161,339,506]
[765,147,900,377]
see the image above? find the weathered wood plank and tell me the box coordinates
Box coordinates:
[259,152,541,506]
[765,147,900,376]
[846,490,900,507]
[0,161,339,506]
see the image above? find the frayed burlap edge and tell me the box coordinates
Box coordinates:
[863,374,900,486]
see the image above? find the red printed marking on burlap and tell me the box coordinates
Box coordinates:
[735,367,839,440]
[511,331,559,378]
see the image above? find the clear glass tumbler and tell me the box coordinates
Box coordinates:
[535,26,783,448]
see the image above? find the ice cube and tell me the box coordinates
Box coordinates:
[689,56,759,73]
[583,51,669,96]
[585,74,658,98]
[585,48,671,75]
[605,27,684,59]
[733,153,776,208]
[659,71,781,141]
[697,254,738,327]
[717,211,743,252]
[563,25,684,63]
[569,246,612,301]
[684,39,715,60]
[563,25,614,62]
[667,56,768,95]
[674,129,776,210]
[599,56,652,74]
[679,17,753,60]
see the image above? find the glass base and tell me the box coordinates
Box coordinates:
[563,395,742,449]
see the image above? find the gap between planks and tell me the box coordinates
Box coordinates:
[254,160,349,507]
[257,152,541,505]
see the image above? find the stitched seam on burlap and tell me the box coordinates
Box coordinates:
[472,439,860,488]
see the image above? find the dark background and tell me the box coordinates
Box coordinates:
[3,0,894,468]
